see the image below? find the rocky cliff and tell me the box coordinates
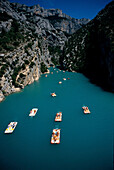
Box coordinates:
[61,1,114,92]
[11,2,90,34]
[0,38,49,102]
[0,0,90,102]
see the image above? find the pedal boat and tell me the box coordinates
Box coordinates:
[29,108,38,116]
[4,122,18,134]
[82,106,91,114]
[51,93,56,97]
[55,112,62,121]
[63,78,66,80]
[51,128,61,144]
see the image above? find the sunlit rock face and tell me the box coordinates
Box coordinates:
[0,0,90,101]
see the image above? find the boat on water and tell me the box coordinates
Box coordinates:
[51,128,61,144]
[67,78,70,80]
[55,112,62,121]
[63,71,65,73]
[82,106,91,114]
[51,72,53,74]
[45,75,47,77]
[4,122,18,134]
[29,108,38,116]
[57,71,58,73]
[59,81,62,84]
[51,93,56,97]
[63,78,66,80]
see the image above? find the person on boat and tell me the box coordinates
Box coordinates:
[55,129,58,134]
[55,129,59,136]
[53,134,57,141]
[54,136,57,141]
[57,115,60,119]
[85,107,89,111]
[83,106,88,110]
[53,131,59,141]
[57,113,60,117]
[56,131,59,137]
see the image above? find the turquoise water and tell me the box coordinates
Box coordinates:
[0,67,113,170]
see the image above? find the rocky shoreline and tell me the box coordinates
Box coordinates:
[0,36,53,102]
[0,67,52,103]
[0,76,40,103]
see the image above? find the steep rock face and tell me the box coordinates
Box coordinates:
[11,2,90,34]
[0,40,43,98]
[0,0,90,61]
[0,0,90,47]
[0,90,4,102]
[0,0,90,102]
[62,1,114,92]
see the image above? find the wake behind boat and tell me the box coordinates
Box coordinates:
[4,122,18,134]
[29,108,38,116]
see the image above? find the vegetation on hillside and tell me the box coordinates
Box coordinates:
[0,19,24,52]
[48,45,61,65]
[41,62,47,73]
[62,1,114,90]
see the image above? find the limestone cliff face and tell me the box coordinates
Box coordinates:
[0,0,90,48]
[10,2,90,34]
[62,1,114,92]
[16,61,40,88]
[0,0,90,102]
[0,90,4,102]
[0,38,51,102]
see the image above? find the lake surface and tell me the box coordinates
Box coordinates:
[0,67,113,170]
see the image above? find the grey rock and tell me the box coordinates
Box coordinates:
[0,0,90,102]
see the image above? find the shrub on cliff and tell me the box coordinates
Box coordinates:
[24,60,29,65]
[48,45,61,55]
[0,20,24,51]
[41,62,47,73]
[0,64,8,77]
[20,73,26,78]
[29,62,35,68]
[12,66,21,85]
[51,57,58,65]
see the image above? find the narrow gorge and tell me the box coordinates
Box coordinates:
[0,0,90,102]
[0,0,114,103]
